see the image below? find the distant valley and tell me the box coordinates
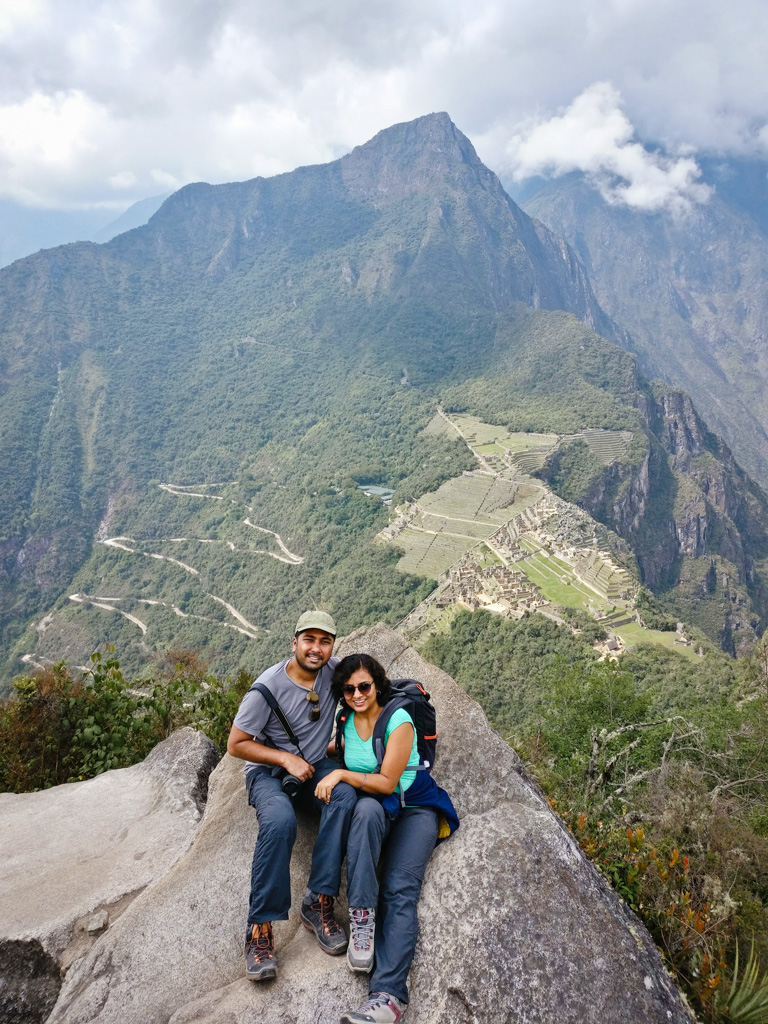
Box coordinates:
[1,113,768,688]
[519,158,768,487]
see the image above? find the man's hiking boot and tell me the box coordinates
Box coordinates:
[245,922,277,981]
[340,991,406,1023]
[300,893,347,954]
[347,906,376,972]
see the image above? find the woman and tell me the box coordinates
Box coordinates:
[314,654,458,1024]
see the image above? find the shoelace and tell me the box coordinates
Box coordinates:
[317,896,343,935]
[359,992,395,1015]
[350,908,374,950]
[249,925,274,962]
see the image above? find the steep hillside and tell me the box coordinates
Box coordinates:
[436,306,768,652]
[537,380,768,652]
[0,114,766,683]
[0,113,619,684]
[520,160,768,488]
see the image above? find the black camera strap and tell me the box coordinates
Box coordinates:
[253,683,306,761]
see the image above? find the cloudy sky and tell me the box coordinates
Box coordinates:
[1,0,767,215]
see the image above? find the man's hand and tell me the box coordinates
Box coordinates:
[280,751,314,782]
[226,726,314,780]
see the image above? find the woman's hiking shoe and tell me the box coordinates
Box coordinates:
[340,991,406,1023]
[300,893,348,954]
[244,922,277,981]
[347,906,376,972]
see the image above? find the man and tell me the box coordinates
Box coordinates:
[227,610,357,981]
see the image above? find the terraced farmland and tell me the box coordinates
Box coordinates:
[417,475,529,526]
[519,558,593,610]
[453,415,556,449]
[515,536,625,611]
[507,449,548,474]
[612,621,700,661]
[393,474,542,579]
[497,431,559,451]
[567,429,634,465]
[395,530,473,578]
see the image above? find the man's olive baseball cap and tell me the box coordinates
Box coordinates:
[295,610,337,637]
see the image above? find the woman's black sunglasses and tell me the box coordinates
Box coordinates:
[342,681,373,696]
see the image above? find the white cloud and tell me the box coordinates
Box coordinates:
[505,82,712,214]
[0,0,765,210]
[109,170,137,188]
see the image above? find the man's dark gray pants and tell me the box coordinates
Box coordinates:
[246,757,357,925]
[346,797,438,1006]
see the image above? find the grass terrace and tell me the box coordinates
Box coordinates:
[452,414,557,451]
[395,530,473,578]
[613,621,700,660]
[517,538,619,612]
[393,474,542,579]
[416,476,522,527]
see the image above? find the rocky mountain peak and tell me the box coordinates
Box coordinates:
[340,111,495,204]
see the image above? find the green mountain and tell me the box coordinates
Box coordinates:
[519,159,768,489]
[0,113,766,686]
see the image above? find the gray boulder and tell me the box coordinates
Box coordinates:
[0,727,218,1023]
[44,624,694,1024]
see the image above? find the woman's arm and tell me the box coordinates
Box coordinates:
[314,723,414,803]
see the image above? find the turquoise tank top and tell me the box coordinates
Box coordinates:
[343,707,419,791]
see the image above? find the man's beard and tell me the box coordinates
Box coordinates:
[294,651,323,674]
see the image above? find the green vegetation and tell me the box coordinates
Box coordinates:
[519,546,599,611]
[2,114,768,692]
[636,585,679,631]
[424,609,768,1023]
[387,470,541,580]
[442,309,644,434]
[394,530,473,579]
[538,439,607,505]
[0,648,250,792]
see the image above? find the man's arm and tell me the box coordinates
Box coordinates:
[226,725,315,781]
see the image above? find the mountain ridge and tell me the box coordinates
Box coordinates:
[520,161,768,487]
[0,113,766,682]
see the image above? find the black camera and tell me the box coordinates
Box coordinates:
[271,765,301,799]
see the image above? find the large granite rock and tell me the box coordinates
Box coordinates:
[0,727,218,1023]
[43,625,694,1024]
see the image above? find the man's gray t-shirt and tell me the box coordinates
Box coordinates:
[233,657,339,777]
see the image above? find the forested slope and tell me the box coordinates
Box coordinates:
[1,113,767,683]
[521,159,768,487]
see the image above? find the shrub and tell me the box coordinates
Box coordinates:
[0,648,252,793]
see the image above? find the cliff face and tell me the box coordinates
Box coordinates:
[564,384,768,649]
[521,162,768,489]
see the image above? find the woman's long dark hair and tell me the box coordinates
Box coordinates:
[331,653,391,707]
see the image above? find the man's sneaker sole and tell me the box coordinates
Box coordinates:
[246,961,278,981]
[300,916,348,954]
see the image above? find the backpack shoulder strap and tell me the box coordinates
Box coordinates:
[371,694,410,767]
[335,705,349,767]
[253,682,304,759]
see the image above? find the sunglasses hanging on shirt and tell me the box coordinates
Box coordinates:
[306,689,320,722]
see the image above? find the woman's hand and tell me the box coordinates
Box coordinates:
[315,769,346,804]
